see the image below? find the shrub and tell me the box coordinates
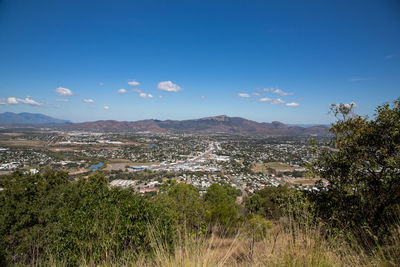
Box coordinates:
[246,185,313,222]
[204,183,240,234]
[0,171,174,265]
[311,99,400,242]
[152,182,206,236]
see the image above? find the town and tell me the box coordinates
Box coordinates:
[0,129,329,194]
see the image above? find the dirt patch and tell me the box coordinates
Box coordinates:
[1,133,24,136]
[130,162,160,166]
[287,177,326,185]
[105,163,130,171]
[253,162,300,173]
[108,158,133,163]
[0,140,47,147]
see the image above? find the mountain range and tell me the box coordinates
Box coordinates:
[0,112,71,125]
[0,112,330,136]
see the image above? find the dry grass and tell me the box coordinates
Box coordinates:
[105,162,130,171]
[252,162,301,174]
[81,223,400,267]
[40,220,400,267]
[286,178,324,186]
[108,159,134,163]
[0,139,46,147]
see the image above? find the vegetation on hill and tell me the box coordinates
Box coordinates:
[0,99,399,266]
[311,100,400,244]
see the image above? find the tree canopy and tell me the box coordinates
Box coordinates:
[312,99,400,238]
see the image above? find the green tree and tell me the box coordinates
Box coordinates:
[54,173,174,264]
[246,185,311,221]
[204,183,239,234]
[0,171,174,265]
[153,183,206,236]
[311,99,400,239]
[0,170,70,265]
[243,214,273,262]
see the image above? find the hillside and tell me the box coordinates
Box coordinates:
[0,112,329,135]
[66,115,330,135]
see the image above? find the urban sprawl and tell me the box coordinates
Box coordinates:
[0,130,330,195]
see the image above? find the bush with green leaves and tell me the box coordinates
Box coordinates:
[0,171,174,265]
[311,99,400,240]
[54,174,174,264]
[204,183,240,234]
[0,170,70,265]
[243,214,273,261]
[152,182,206,236]
[243,214,273,241]
[246,185,312,222]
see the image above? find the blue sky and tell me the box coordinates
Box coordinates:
[0,0,399,124]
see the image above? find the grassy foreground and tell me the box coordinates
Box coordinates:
[43,222,400,267]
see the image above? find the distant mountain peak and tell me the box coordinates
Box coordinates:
[271,121,287,128]
[201,115,230,121]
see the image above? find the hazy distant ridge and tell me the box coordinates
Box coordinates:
[0,112,71,125]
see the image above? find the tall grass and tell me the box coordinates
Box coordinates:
[58,220,400,267]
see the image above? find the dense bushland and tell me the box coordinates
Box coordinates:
[0,99,399,266]
[0,171,174,265]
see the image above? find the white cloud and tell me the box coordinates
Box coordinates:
[132,88,153,98]
[271,98,285,104]
[258,97,285,104]
[286,102,300,107]
[104,105,110,110]
[273,88,291,96]
[0,96,43,106]
[259,97,272,102]
[201,95,206,99]
[238,93,251,98]
[344,101,359,108]
[118,88,127,94]
[263,88,274,92]
[254,87,294,96]
[128,80,140,86]
[159,95,163,99]
[330,101,359,109]
[0,97,15,105]
[139,92,153,98]
[56,99,69,102]
[99,82,104,86]
[20,97,43,106]
[7,97,18,104]
[83,99,94,103]
[158,81,183,92]
[55,87,73,96]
